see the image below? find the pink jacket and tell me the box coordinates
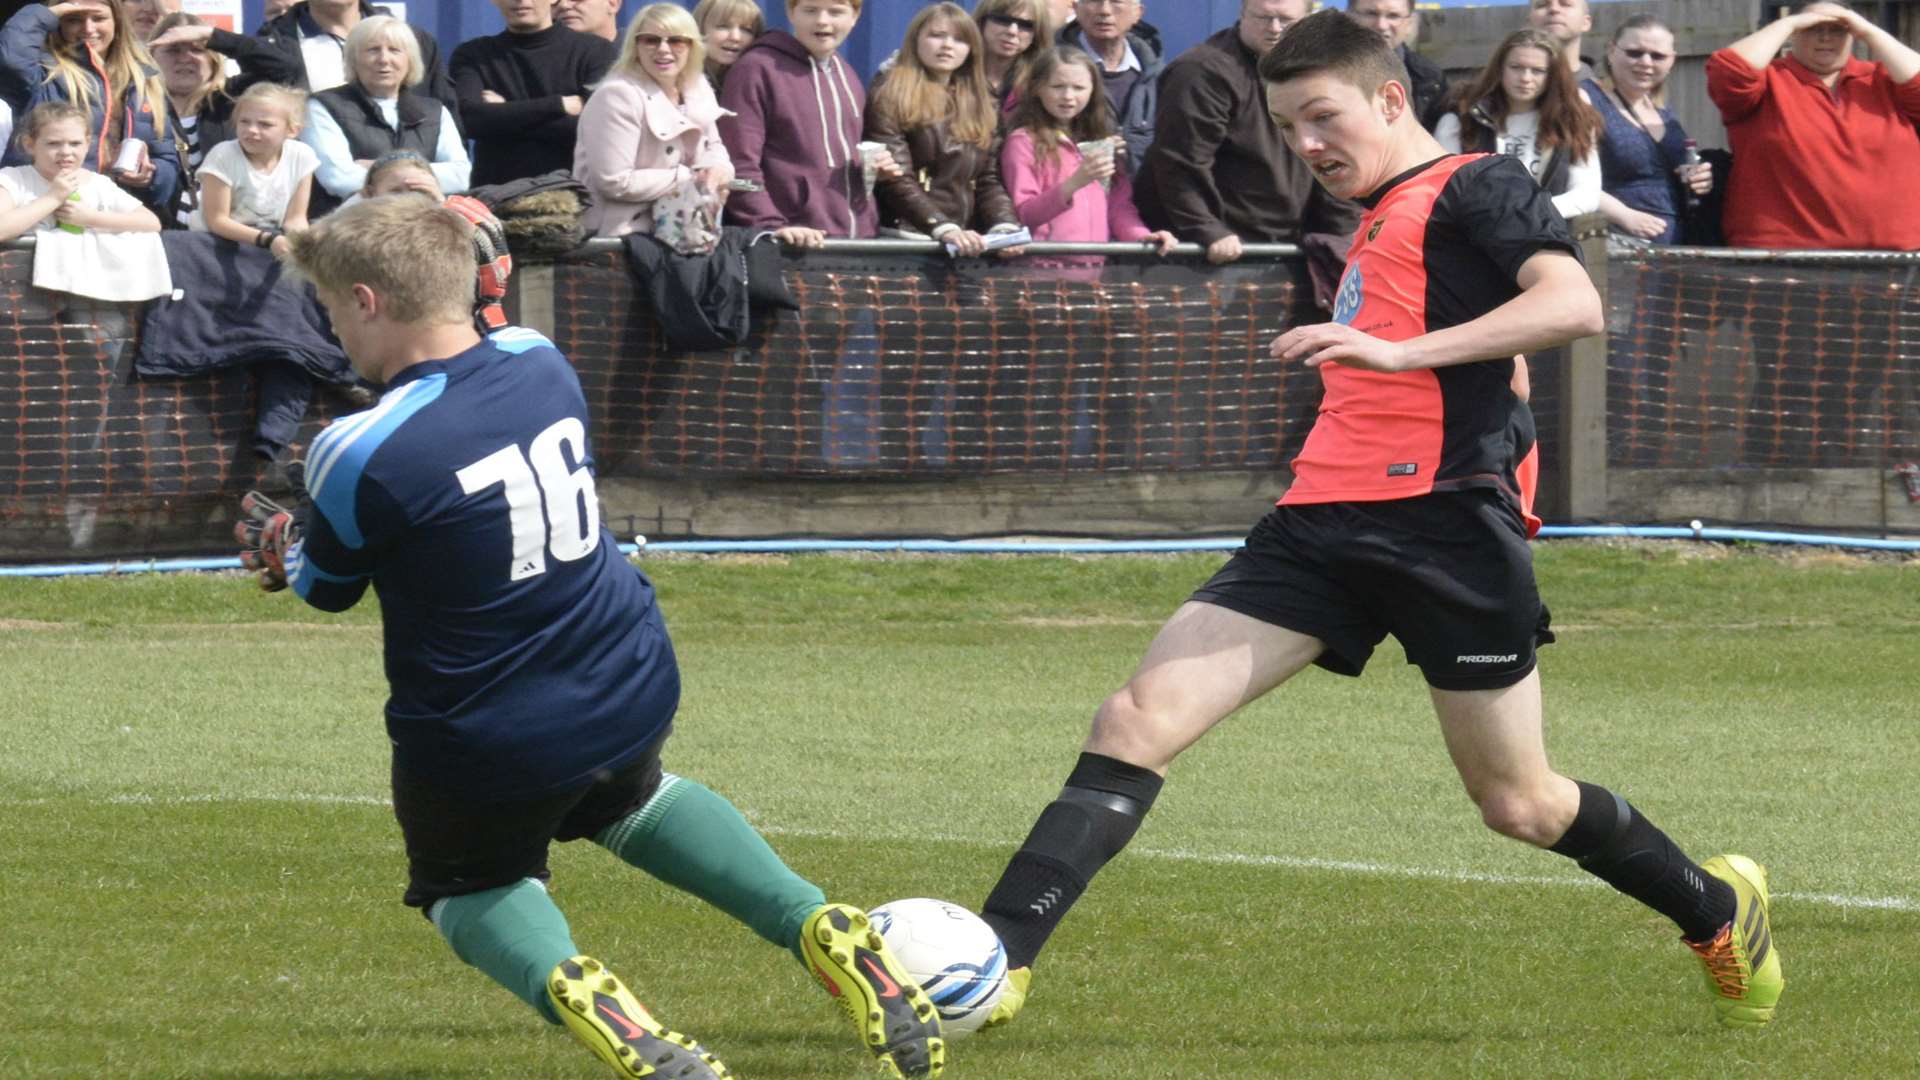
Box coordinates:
[574,69,732,239]
[1000,127,1151,244]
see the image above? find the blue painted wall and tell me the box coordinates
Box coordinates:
[233,0,1562,70]
[228,0,1253,82]
[700,0,1260,78]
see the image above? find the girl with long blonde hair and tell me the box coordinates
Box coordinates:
[864,2,1017,255]
[0,0,179,214]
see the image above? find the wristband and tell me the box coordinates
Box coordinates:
[255,228,283,249]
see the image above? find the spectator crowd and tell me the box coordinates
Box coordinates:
[0,0,1912,271]
[1,0,1917,471]
[5,0,1919,262]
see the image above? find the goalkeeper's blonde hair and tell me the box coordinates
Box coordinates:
[285,194,474,326]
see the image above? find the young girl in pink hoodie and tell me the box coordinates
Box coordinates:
[1000,47,1174,261]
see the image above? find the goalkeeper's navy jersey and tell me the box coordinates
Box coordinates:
[287,327,677,800]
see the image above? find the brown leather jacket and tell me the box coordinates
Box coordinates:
[864,73,1017,235]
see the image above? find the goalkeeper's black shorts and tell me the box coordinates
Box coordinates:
[392,727,670,912]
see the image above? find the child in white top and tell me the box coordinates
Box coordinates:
[0,102,169,301]
[192,83,317,258]
[0,102,162,241]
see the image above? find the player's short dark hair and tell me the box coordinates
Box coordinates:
[1257,9,1409,100]
[287,195,478,326]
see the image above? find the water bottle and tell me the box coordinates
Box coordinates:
[57,190,84,235]
[1679,139,1704,212]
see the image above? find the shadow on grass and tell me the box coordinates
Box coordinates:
[195,1028,896,1080]
[207,1072,462,1079]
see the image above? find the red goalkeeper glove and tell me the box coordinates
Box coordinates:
[235,489,303,592]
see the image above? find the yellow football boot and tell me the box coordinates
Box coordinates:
[1686,855,1785,1028]
[981,966,1031,1030]
[546,956,731,1078]
[801,903,946,1077]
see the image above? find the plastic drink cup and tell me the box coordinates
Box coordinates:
[855,140,888,191]
[1075,138,1116,190]
[112,138,146,175]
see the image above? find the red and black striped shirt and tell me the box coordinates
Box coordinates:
[1281,153,1576,510]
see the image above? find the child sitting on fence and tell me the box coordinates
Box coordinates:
[190,83,316,259]
[0,101,169,300]
[1000,47,1174,263]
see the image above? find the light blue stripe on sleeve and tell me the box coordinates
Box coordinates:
[487,327,555,355]
[286,540,370,600]
[307,373,447,550]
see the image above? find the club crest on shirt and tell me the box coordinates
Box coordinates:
[1332,265,1364,326]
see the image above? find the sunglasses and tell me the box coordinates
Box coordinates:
[983,13,1037,32]
[1617,47,1673,61]
[636,33,694,51]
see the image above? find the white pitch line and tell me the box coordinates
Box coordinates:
[754,823,1920,914]
[29,791,1915,914]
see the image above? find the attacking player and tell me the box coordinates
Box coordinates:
[974,10,1782,1034]
[236,194,946,1079]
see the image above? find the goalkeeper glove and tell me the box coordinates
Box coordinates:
[235,487,304,592]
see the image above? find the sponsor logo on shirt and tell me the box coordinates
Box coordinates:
[1332,265,1364,326]
[1386,462,1418,476]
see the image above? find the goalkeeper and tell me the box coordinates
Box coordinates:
[236,194,945,1080]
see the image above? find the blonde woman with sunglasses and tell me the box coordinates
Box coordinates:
[574,2,733,238]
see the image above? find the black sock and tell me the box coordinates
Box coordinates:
[980,753,1163,969]
[1549,780,1735,941]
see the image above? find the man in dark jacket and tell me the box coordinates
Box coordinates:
[451,0,612,187]
[256,0,458,128]
[1134,0,1360,264]
[1348,0,1449,130]
[1057,0,1160,176]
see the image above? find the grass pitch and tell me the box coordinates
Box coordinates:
[1,543,1915,1078]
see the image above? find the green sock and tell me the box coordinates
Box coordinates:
[431,878,577,1024]
[595,774,825,962]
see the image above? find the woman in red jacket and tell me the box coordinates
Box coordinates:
[1708,1,1920,250]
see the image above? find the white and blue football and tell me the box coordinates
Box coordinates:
[868,897,1008,1037]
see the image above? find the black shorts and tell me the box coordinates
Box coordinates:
[1189,489,1553,691]
[392,730,670,911]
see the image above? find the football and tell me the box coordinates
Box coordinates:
[868,897,1009,1037]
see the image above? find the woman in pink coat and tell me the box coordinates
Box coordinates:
[574,2,733,238]
[1000,47,1174,263]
